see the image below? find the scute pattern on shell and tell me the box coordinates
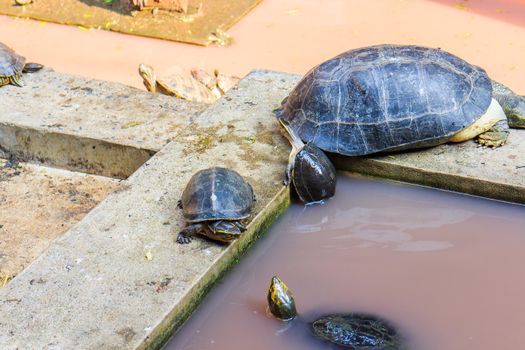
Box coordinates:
[279,45,493,156]
[0,42,25,78]
[181,167,254,222]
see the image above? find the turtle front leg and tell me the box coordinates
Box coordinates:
[491,80,525,128]
[176,223,205,244]
[476,118,510,148]
[232,221,247,232]
[9,72,23,87]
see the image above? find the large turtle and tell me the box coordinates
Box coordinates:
[176,167,255,244]
[276,44,525,204]
[267,276,406,349]
[0,42,43,87]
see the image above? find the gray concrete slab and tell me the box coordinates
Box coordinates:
[0,68,208,178]
[0,70,293,350]
[333,135,525,204]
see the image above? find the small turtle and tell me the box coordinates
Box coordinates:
[176,167,255,244]
[276,44,525,204]
[0,42,43,87]
[267,276,406,349]
[139,64,217,104]
[191,68,240,100]
[138,64,239,104]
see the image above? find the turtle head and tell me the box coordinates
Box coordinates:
[276,118,337,204]
[206,220,245,243]
[267,275,298,321]
[138,63,157,93]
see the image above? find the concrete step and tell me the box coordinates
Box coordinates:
[0,68,208,178]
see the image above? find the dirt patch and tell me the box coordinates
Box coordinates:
[0,159,122,283]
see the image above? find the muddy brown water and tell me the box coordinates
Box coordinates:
[165,174,525,349]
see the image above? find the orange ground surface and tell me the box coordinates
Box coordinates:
[0,0,524,92]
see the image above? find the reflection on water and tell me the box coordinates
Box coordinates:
[165,174,525,350]
[295,204,474,252]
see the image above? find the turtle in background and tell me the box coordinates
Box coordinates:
[138,64,239,104]
[276,44,525,204]
[267,276,407,349]
[0,42,43,87]
[176,167,255,244]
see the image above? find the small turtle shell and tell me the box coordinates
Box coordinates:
[181,167,254,223]
[0,42,25,78]
[312,313,404,349]
[279,44,493,156]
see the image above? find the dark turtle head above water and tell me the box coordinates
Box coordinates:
[176,167,255,244]
[0,42,43,87]
[267,276,406,349]
[277,118,336,204]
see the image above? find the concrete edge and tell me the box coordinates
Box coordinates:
[335,157,525,205]
[0,123,157,179]
[141,187,290,350]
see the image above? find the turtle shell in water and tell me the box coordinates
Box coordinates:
[276,44,493,155]
[181,167,254,223]
[0,42,25,87]
[312,314,405,349]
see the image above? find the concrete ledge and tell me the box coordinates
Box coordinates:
[332,133,525,204]
[0,68,207,177]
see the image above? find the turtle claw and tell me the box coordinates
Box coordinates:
[176,232,192,244]
[177,199,183,209]
[234,222,247,232]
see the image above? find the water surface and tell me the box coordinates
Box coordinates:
[166,174,525,349]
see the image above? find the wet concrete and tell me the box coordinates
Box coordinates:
[0,158,121,282]
[165,174,525,350]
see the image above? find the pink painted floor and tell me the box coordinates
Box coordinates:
[1,0,524,92]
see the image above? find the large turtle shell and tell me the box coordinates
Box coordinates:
[181,167,254,223]
[0,42,25,78]
[277,44,493,156]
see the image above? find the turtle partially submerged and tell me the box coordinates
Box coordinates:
[176,167,255,244]
[267,276,406,349]
[276,44,525,203]
[138,64,239,104]
[0,42,43,87]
